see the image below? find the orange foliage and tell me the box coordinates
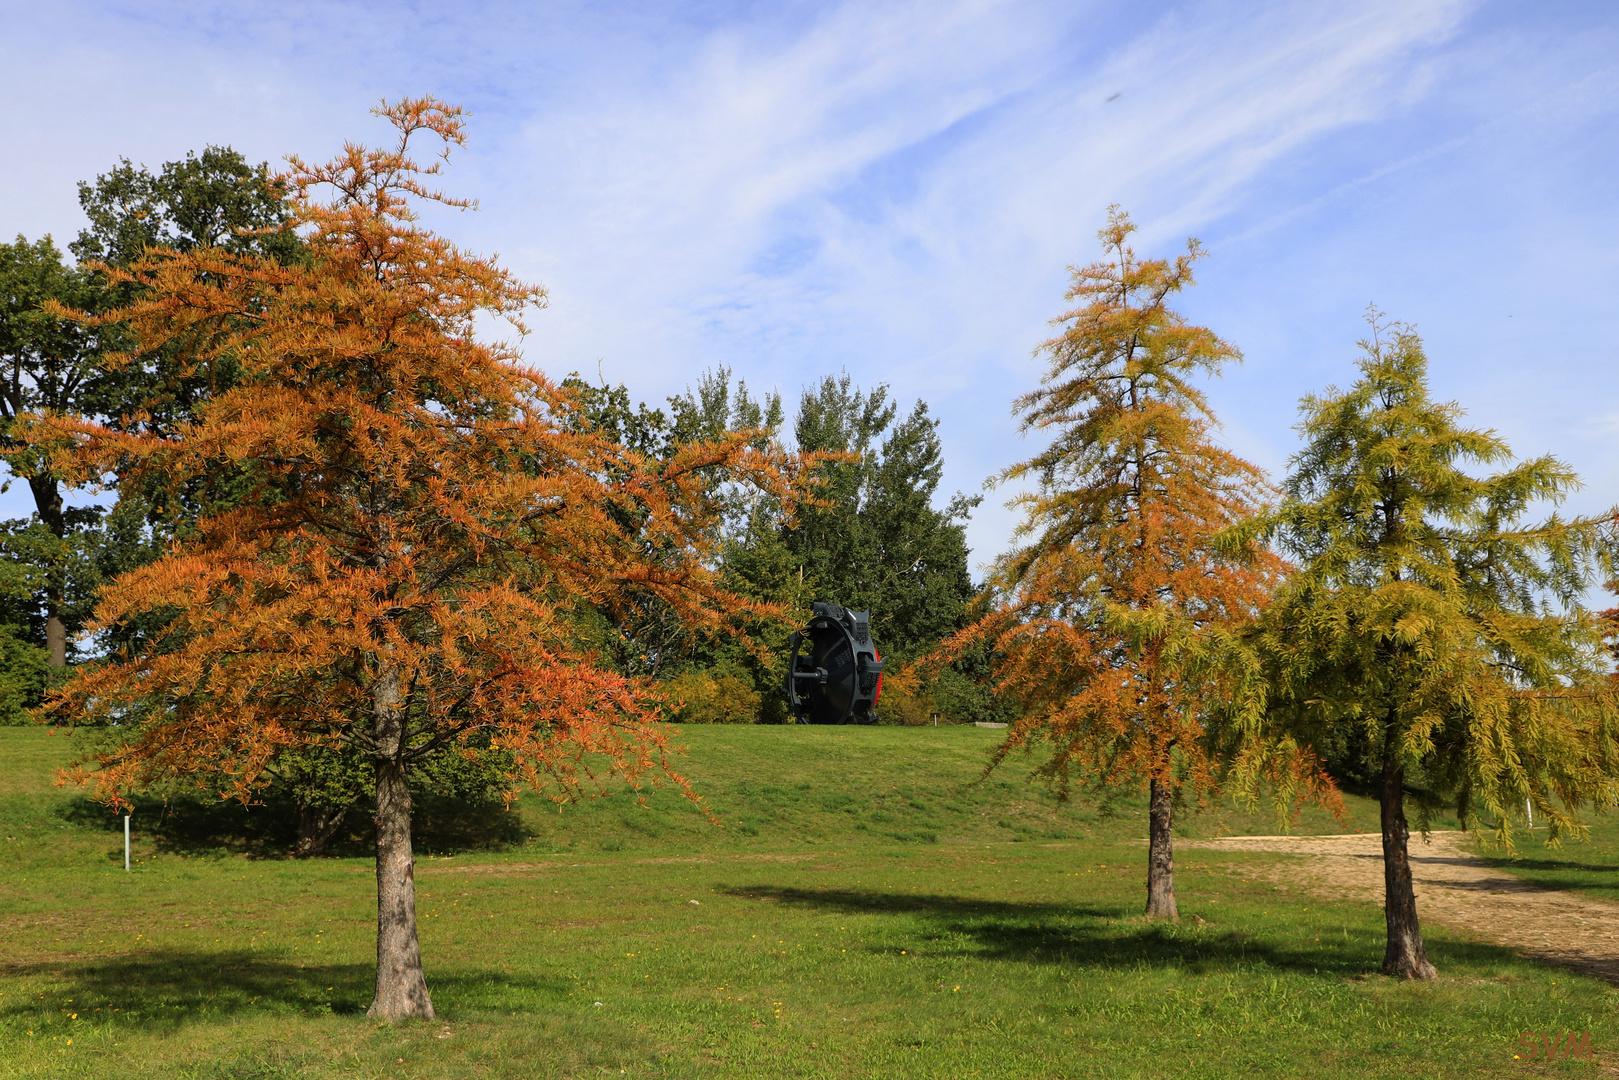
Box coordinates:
[36,98,805,1017]
[1601,582,1619,677]
[945,209,1312,915]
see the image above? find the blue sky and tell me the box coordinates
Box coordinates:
[4,0,1617,573]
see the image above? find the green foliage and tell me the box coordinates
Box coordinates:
[0,621,48,724]
[561,366,989,723]
[785,373,978,662]
[71,145,301,268]
[664,666,762,724]
[256,737,516,819]
[0,234,115,664]
[0,234,109,428]
[560,367,786,694]
[1240,313,1619,845]
[0,147,298,671]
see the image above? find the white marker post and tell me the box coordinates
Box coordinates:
[1526,800,1534,829]
[124,814,131,871]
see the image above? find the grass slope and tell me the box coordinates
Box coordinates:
[0,724,1606,1078]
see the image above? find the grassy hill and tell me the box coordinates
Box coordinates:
[0,724,1600,1080]
[0,724,1387,866]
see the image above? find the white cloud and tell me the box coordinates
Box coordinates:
[6,0,1618,576]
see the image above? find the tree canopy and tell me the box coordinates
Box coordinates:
[950,208,1297,919]
[39,98,802,1019]
[0,145,298,679]
[1238,312,1619,977]
[783,373,978,663]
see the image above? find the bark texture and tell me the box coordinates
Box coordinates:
[1379,754,1436,979]
[27,473,67,668]
[1144,776,1179,919]
[294,802,349,858]
[367,666,434,1020]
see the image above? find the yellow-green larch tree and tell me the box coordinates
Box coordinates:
[37,99,803,1020]
[951,208,1311,919]
[1236,313,1619,978]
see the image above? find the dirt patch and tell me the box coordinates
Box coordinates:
[418,860,573,876]
[1182,832,1619,982]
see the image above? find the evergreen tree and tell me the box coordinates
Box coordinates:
[785,373,978,662]
[554,367,981,723]
[1241,312,1619,978]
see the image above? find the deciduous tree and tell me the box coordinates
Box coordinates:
[1238,313,1619,978]
[950,209,1298,919]
[0,236,111,667]
[0,147,297,673]
[39,99,796,1020]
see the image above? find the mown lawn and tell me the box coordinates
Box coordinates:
[0,724,1608,1078]
[1474,815,1619,904]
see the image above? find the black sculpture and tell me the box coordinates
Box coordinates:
[784,601,884,724]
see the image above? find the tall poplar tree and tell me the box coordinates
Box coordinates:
[1240,313,1619,978]
[40,99,797,1020]
[954,208,1293,919]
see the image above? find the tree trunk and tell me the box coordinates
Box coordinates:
[294,802,349,858]
[1379,753,1436,979]
[1144,775,1178,919]
[367,665,434,1020]
[27,473,67,669]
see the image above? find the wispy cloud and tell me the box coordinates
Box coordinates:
[478,0,1473,556]
[6,0,1617,567]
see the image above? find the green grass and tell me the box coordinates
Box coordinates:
[0,724,1608,1078]
[1473,815,1619,903]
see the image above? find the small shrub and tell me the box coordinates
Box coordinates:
[665,668,762,724]
[874,659,932,725]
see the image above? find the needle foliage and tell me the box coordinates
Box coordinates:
[1233,311,1619,977]
[32,98,805,1019]
[950,208,1302,920]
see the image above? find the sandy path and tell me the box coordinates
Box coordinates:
[1181,832,1619,981]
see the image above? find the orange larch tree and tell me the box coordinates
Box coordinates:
[39,99,800,1020]
[951,208,1320,918]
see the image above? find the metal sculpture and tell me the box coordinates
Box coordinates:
[784,601,884,724]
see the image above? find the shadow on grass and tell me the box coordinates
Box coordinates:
[1477,855,1619,883]
[0,948,564,1029]
[720,884,1541,979]
[58,791,533,860]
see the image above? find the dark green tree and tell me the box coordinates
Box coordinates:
[555,368,983,723]
[1240,313,1619,978]
[0,546,48,722]
[786,373,978,662]
[0,236,113,667]
[72,145,301,269]
[561,367,787,690]
[71,145,302,540]
[0,147,297,674]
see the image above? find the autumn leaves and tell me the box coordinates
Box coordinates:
[39,98,810,1019]
[952,210,1619,981]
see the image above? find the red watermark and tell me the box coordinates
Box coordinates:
[1515,1031,1591,1060]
